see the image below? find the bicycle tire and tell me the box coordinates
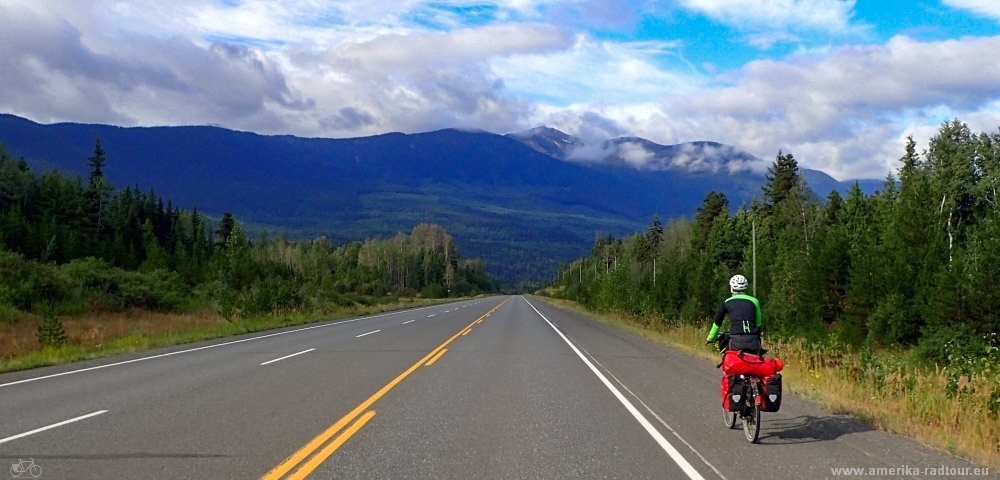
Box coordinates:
[742,382,761,443]
[29,464,41,477]
[723,408,737,429]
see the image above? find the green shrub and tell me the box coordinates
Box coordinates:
[866,293,913,346]
[0,301,22,324]
[420,283,446,298]
[238,277,304,315]
[0,251,72,310]
[61,258,191,311]
[915,323,997,369]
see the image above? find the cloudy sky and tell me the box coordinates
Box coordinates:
[2,1,999,180]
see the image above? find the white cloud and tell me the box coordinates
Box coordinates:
[493,35,697,107]
[680,0,857,33]
[747,31,801,49]
[2,1,1000,182]
[617,141,657,168]
[943,0,1000,21]
[537,34,1000,180]
[327,23,571,66]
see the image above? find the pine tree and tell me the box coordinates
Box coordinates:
[140,218,170,272]
[216,212,236,249]
[762,151,801,208]
[87,138,106,181]
[37,308,68,347]
[692,191,728,250]
[687,191,734,319]
[638,214,663,263]
[84,138,114,248]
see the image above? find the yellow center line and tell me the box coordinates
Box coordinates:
[262,298,508,480]
[288,411,377,480]
[424,348,447,366]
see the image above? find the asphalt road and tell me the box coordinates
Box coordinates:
[0,296,994,479]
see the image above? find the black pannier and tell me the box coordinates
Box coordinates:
[761,373,783,412]
[722,374,747,412]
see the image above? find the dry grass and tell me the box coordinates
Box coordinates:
[772,335,1000,467]
[1,309,224,360]
[0,296,451,373]
[531,296,1000,470]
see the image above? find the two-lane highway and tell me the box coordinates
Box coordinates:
[1,296,992,479]
[1,298,503,479]
[285,296,703,479]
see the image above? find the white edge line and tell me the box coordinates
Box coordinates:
[356,330,381,338]
[0,303,449,389]
[521,296,706,480]
[0,410,108,446]
[260,348,316,366]
[403,320,416,324]
[587,347,728,480]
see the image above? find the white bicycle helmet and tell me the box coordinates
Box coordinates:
[729,274,749,292]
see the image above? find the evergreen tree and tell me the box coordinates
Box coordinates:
[814,196,850,328]
[84,138,114,251]
[638,214,663,263]
[693,191,728,249]
[87,138,107,184]
[216,212,236,249]
[37,308,68,347]
[140,218,170,272]
[687,192,734,319]
[762,151,801,208]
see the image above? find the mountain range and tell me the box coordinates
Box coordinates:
[0,114,881,283]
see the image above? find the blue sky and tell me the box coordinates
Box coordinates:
[1,1,999,179]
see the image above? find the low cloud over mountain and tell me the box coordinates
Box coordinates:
[509,127,767,175]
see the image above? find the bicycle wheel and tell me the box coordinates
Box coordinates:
[723,408,737,429]
[742,383,761,443]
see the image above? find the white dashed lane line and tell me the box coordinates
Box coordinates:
[260,349,315,366]
[0,410,108,446]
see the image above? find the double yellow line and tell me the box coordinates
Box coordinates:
[262,299,507,480]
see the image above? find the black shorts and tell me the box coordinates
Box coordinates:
[728,335,762,355]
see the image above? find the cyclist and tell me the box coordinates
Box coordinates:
[706,274,763,354]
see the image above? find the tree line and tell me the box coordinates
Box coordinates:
[0,140,493,322]
[553,119,1000,366]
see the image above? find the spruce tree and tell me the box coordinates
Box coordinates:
[638,214,663,263]
[762,151,801,207]
[84,138,114,247]
[87,138,107,184]
[216,212,236,249]
[37,308,68,348]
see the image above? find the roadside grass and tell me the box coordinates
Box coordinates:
[0,297,451,374]
[531,296,1000,471]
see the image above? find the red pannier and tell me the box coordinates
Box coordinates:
[721,350,784,377]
